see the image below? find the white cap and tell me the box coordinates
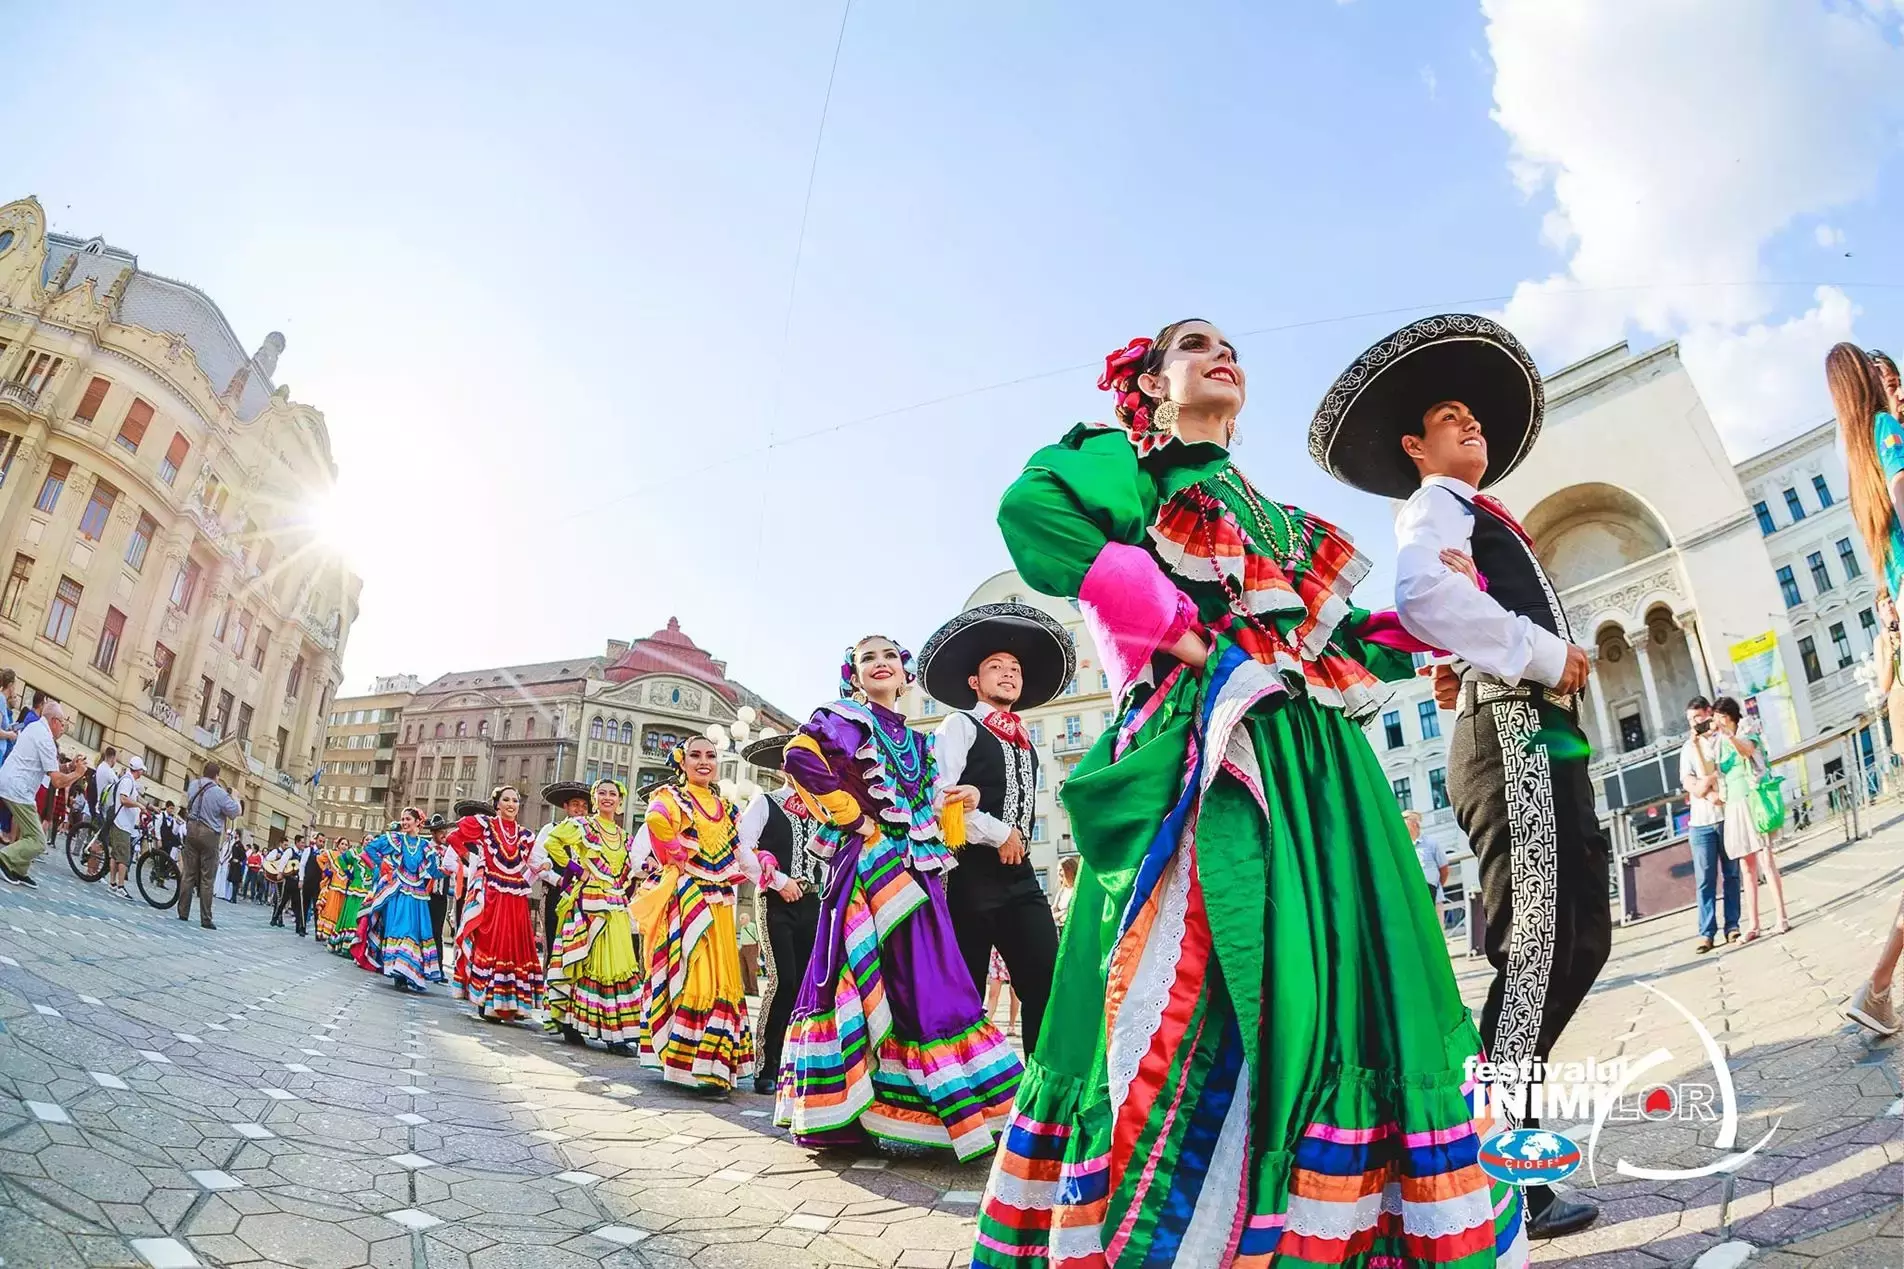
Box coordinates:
[127,756,145,771]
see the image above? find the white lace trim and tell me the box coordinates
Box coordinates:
[1285,1183,1498,1241]
[1106,842,1195,1119]
[984,1164,1062,1211]
[1177,1055,1253,1264]
[1048,1222,1105,1264]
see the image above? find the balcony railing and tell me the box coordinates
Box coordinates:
[1052,733,1092,755]
[148,697,183,732]
[0,381,41,413]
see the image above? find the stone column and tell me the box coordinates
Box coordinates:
[1585,648,1619,755]
[0,422,52,570]
[1678,610,1716,699]
[1630,629,1670,744]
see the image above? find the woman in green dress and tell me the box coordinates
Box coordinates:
[328,836,372,958]
[973,321,1524,1268]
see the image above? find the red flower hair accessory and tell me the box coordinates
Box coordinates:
[1099,335,1178,456]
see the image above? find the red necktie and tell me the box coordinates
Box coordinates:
[1472,493,1534,548]
[981,710,1033,749]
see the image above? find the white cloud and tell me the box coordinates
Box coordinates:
[1677,286,1859,458]
[1814,223,1846,249]
[1481,0,1904,447]
[1420,65,1438,100]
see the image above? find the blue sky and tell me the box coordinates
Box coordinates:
[7,1,1902,717]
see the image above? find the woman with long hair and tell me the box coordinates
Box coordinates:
[358,808,447,991]
[544,778,646,1050]
[633,739,758,1091]
[777,636,1022,1160]
[329,837,369,957]
[973,321,1521,1266]
[448,787,545,1023]
[1872,350,1901,418]
[1711,697,1790,939]
[1830,342,1904,1037]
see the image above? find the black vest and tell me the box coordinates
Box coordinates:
[1452,491,1574,647]
[962,716,1038,839]
[760,790,826,890]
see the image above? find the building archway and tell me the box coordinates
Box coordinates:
[1524,483,1673,591]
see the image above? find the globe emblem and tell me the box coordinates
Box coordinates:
[1476,1127,1584,1187]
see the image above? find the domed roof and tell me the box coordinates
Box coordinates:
[603,617,738,703]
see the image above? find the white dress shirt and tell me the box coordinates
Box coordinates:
[1394,474,1570,688]
[737,793,793,890]
[930,709,1016,849]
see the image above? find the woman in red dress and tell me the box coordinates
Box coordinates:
[447,786,545,1023]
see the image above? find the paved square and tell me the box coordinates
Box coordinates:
[4,816,1902,1266]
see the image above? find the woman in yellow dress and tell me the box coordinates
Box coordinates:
[635,739,759,1091]
[544,778,645,1051]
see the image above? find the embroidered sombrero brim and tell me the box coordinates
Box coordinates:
[452,799,491,819]
[918,602,1077,712]
[541,780,591,808]
[740,735,788,770]
[1309,314,1544,500]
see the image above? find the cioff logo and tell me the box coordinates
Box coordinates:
[1476,1128,1583,1187]
[1467,983,1779,1184]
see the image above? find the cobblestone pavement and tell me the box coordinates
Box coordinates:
[3,813,1902,1268]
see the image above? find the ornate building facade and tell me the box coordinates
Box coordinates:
[387,619,797,833]
[0,196,359,843]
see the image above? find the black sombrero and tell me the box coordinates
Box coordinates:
[452,798,491,819]
[541,780,591,808]
[918,602,1076,712]
[741,735,788,771]
[425,813,450,832]
[1308,313,1544,500]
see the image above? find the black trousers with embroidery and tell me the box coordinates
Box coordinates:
[1449,687,1612,1215]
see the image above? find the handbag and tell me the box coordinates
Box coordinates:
[1747,746,1786,836]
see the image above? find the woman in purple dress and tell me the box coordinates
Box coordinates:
[776,635,1022,1160]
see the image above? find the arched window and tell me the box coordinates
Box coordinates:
[525,716,535,738]
[620,721,634,745]
[502,716,512,738]
[589,715,604,740]
[456,720,467,737]
[404,724,412,743]
[478,719,489,738]
[433,723,444,739]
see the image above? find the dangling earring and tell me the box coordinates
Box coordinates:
[1225,417,1237,446]
[1153,400,1180,433]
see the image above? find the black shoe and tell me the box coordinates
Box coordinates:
[559,1024,586,1047]
[201,922,217,930]
[752,1074,776,1096]
[0,862,35,888]
[1527,1196,1598,1239]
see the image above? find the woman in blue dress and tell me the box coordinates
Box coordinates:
[360,807,447,992]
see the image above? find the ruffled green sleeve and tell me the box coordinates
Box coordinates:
[996,425,1158,598]
[1338,606,1421,683]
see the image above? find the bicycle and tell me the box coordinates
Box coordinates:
[134,840,181,909]
[65,823,109,883]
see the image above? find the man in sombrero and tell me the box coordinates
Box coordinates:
[917,601,1074,1051]
[735,734,827,1094]
[531,780,593,969]
[1312,313,1609,1240]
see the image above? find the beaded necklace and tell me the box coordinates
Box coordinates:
[865,703,927,792]
[1214,466,1299,568]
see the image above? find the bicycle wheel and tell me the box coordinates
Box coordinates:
[135,849,180,909]
[67,831,108,882]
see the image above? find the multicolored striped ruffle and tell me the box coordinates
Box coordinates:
[641,996,755,1088]
[547,904,644,1043]
[776,831,1019,1161]
[381,936,443,988]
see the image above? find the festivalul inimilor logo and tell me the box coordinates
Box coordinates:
[1467,982,1779,1186]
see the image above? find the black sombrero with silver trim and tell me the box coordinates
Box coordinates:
[1308,313,1544,500]
[740,735,788,771]
[918,602,1076,713]
[453,798,492,819]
